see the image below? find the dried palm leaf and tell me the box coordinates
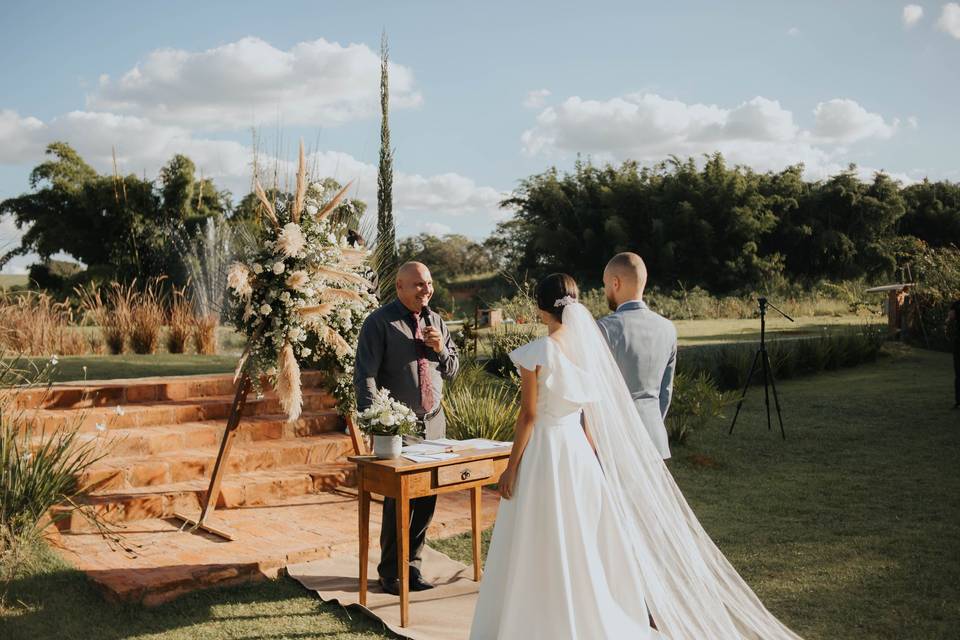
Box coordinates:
[315,180,354,222]
[338,246,368,267]
[275,341,302,422]
[298,303,334,320]
[292,140,307,224]
[323,325,352,356]
[315,266,372,289]
[321,287,364,304]
[254,180,280,228]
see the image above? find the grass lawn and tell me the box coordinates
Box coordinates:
[3,345,958,639]
[0,274,29,290]
[13,354,240,383]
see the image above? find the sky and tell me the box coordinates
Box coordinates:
[1,0,958,274]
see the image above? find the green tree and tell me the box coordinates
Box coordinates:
[375,31,398,302]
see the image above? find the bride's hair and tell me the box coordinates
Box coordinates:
[535,273,579,323]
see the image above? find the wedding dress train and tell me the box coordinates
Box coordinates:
[469,303,803,640]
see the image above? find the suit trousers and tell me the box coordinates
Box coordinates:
[378,408,446,580]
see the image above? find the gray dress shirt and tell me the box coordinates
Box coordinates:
[353,299,460,439]
[597,299,677,459]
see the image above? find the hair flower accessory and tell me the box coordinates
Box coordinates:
[554,295,577,307]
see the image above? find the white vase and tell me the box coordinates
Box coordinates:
[373,434,402,459]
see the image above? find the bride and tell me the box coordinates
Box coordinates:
[469,273,803,640]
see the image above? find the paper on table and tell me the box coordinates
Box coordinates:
[401,443,450,455]
[402,452,460,463]
[422,438,511,450]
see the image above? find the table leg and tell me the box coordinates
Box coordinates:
[358,473,369,606]
[397,483,410,627]
[471,486,482,581]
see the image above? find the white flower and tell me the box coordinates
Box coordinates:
[252,263,264,274]
[301,348,312,357]
[49,354,59,366]
[327,232,338,244]
[305,203,318,217]
[276,222,306,258]
[95,422,107,433]
[285,270,310,292]
[272,261,286,275]
[288,327,303,341]
[114,406,125,416]
[280,291,291,303]
[260,303,272,315]
[227,262,252,298]
[379,412,396,427]
[267,366,278,376]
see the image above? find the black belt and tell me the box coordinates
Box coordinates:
[416,406,442,425]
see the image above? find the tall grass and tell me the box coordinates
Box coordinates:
[0,355,110,600]
[192,313,219,355]
[0,292,87,356]
[128,278,166,355]
[443,358,520,441]
[76,282,133,355]
[166,286,193,354]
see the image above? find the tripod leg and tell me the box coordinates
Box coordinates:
[765,352,787,440]
[761,349,772,431]
[729,349,763,435]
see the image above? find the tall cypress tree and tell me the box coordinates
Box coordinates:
[376,31,398,302]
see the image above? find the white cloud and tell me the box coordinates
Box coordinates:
[0,110,45,164]
[523,89,551,109]
[423,222,453,236]
[87,36,423,129]
[902,5,924,27]
[907,115,920,128]
[787,27,801,37]
[521,92,903,180]
[812,99,898,142]
[937,3,960,37]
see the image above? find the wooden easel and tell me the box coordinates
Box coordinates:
[173,370,367,541]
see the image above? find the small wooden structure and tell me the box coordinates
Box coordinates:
[477,308,503,329]
[865,283,916,338]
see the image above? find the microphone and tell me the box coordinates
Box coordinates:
[421,305,432,328]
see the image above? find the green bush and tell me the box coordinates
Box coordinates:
[666,372,730,445]
[443,358,519,441]
[485,326,539,378]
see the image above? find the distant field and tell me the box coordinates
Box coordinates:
[0,274,29,289]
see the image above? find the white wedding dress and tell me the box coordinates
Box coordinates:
[470,336,662,639]
[469,303,803,640]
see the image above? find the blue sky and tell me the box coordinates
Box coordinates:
[2,0,958,273]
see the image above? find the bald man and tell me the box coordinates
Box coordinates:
[597,253,676,459]
[354,261,460,595]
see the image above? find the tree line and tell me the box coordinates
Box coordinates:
[490,154,960,292]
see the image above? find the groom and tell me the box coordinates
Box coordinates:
[354,261,460,596]
[598,252,676,460]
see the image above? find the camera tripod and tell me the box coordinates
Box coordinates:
[728,297,793,439]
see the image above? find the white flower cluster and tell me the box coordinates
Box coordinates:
[357,388,418,436]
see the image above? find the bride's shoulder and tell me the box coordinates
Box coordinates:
[508,336,551,372]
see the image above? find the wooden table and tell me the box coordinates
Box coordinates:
[350,447,512,628]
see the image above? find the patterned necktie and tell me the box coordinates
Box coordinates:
[410,310,436,413]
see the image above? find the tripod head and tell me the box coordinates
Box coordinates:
[758,297,795,323]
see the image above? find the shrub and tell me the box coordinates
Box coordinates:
[192,313,219,355]
[443,358,519,441]
[666,372,730,445]
[166,287,192,354]
[0,292,87,356]
[485,326,539,377]
[128,279,165,355]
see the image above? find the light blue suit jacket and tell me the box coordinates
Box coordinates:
[597,300,677,459]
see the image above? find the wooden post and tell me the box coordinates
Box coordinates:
[470,486,482,582]
[172,372,252,540]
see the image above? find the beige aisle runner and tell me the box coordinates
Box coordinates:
[288,546,479,640]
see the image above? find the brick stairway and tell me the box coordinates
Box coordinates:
[12,371,357,533]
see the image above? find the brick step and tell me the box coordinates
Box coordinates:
[19,388,337,434]
[77,432,355,492]
[61,463,357,531]
[5,370,329,410]
[32,411,345,458]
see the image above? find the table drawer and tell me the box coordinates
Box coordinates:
[436,459,494,486]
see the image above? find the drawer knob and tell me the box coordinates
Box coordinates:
[461,469,472,481]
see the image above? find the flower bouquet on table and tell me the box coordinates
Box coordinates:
[357,388,418,459]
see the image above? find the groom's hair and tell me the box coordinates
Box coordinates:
[605,252,648,291]
[535,273,579,323]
